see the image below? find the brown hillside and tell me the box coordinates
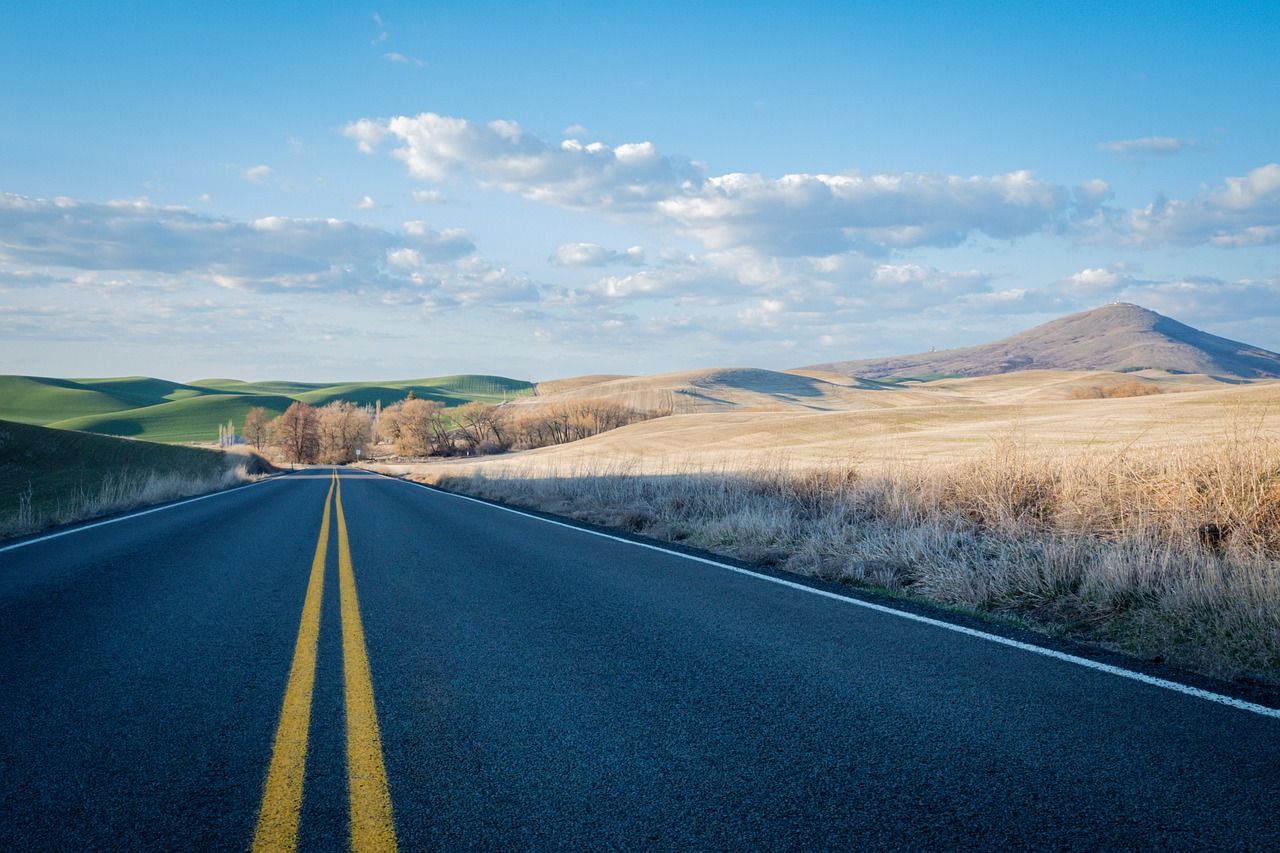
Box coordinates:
[808,303,1280,379]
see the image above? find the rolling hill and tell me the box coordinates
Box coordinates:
[395,372,1280,476]
[521,368,909,415]
[0,375,233,425]
[808,303,1280,380]
[1,374,534,443]
[47,394,299,443]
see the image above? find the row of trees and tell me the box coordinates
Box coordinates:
[378,398,653,458]
[243,401,373,464]
[241,397,657,463]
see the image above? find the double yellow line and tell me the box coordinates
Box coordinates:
[253,470,397,853]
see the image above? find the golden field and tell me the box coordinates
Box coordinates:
[369,368,1280,683]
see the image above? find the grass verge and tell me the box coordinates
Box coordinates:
[418,430,1280,685]
[0,420,275,539]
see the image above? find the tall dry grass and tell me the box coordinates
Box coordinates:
[0,461,261,540]
[425,427,1280,681]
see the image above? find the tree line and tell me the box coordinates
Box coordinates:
[241,397,658,463]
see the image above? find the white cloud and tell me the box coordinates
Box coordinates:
[1121,163,1280,247]
[411,189,445,203]
[344,112,701,205]
[657,170,1078,256]
[346,111,1106,255]
[357,195,378,210]
[1053,265,1280,321]
[551,242,645,267]
[1098,136,1196,157]
[371,12,388,43]
[243,164,274,184]
[1063,266,1122,294]
[384,52,424,67]
[386,248,423,269]
[0,192,485,297]
[736,298,786,327]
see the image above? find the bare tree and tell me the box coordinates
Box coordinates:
[271,401,320,463]
[453,401,503,453]
[379,398,450,456]
[242,407,271,450]
[507,398,651,450]
[316,401,373,464]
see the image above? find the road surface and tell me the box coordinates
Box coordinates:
[1,468,1277,851]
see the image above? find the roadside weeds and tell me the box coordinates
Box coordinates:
[0,456,272,541]
[413,431,1280,687]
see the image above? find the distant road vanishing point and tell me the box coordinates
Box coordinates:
[1,469,1278,850]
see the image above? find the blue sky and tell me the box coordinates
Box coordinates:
[2,1,1277,380]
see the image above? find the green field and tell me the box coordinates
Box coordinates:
[0,374,534,443]
[0,418,229,529]
[48,393,298,443]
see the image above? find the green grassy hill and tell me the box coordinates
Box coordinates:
[0,418,231,536]
[47,394,297,443]
[189,378,329,395]
[0,373,534,443]
[0,375,237,426]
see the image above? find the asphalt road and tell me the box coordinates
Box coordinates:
[1,467,1278,851]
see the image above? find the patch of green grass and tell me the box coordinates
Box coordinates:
[188,378,330,395]
[386,374,534,396]
[0,419,227,525]
[47,394,296,443]
[0,375,234,425]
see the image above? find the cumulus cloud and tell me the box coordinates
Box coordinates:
[356,195,378,210]
[736,298,786,328]
[1062,266,1124,294]
[1125,276,1280,320]
[346,112,1108,256]
[1054,265,1280,320]
[344,113,702,209]
[0,192,493,298]
[658,170,1082,255]
[550,242,645,267]
[411,189,445,203]
[243,164,274,184]
[1098,136,1197,157]
[1121,163,1280,247]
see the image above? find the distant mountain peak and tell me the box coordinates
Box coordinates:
[806,304,1280,380]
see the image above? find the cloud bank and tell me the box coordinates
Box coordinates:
[0,192,545,309]
[347,112,1280,257]
[345,112,1108,255]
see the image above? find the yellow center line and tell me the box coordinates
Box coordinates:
[335,472,399,853]
[252,470,335,853]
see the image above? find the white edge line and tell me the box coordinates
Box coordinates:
[0,474,287,555]
[374,471,1280,721]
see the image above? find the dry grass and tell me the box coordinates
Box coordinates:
[391,376,1278,473]
[419,427,1280,682]
[0,460,261,540]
